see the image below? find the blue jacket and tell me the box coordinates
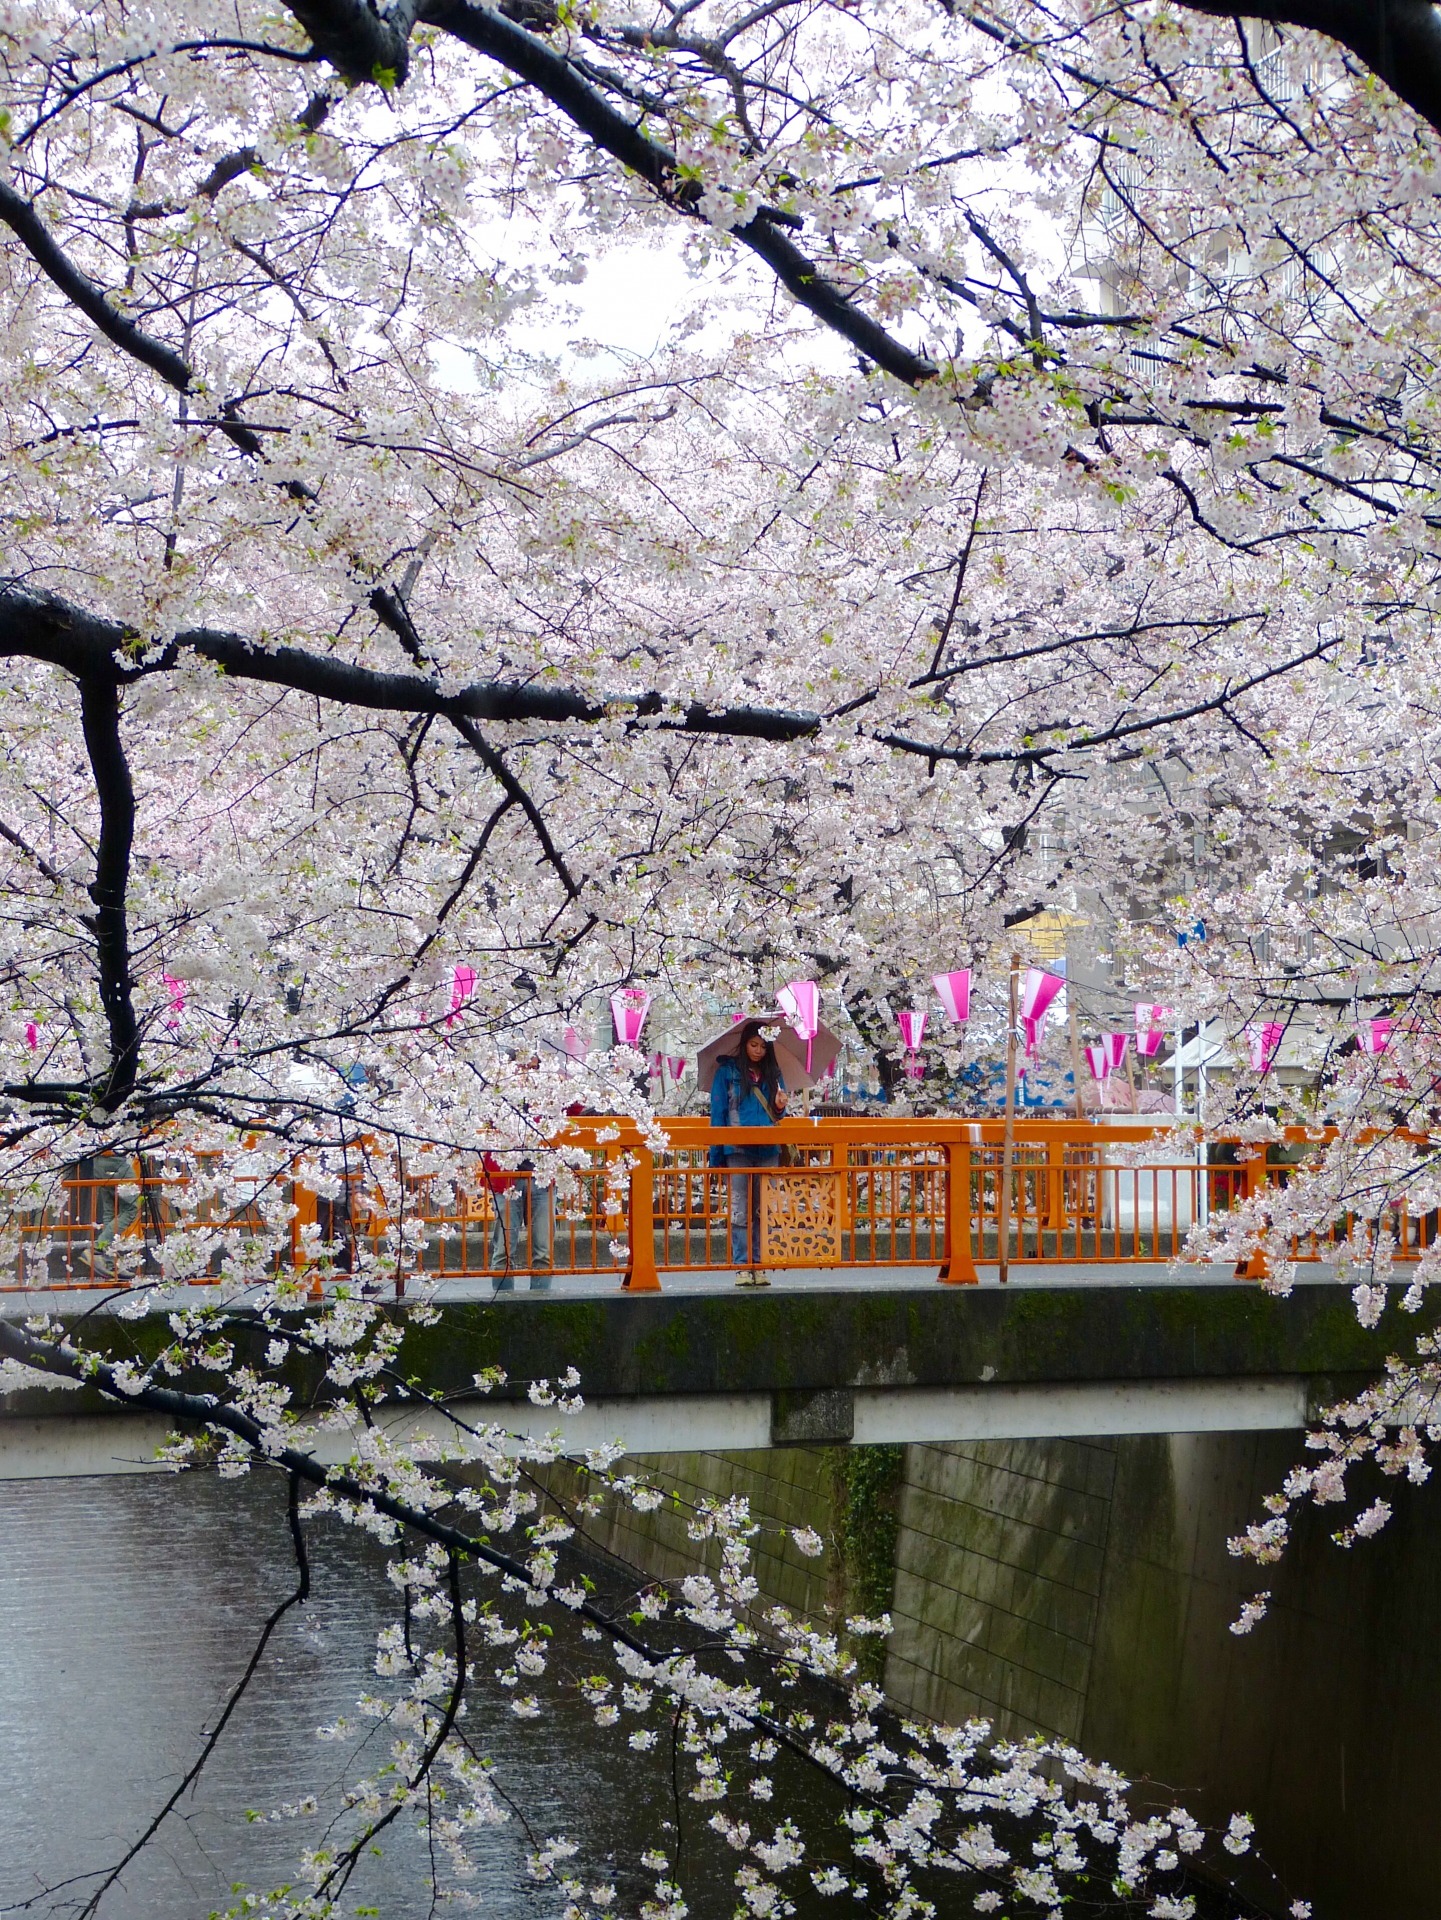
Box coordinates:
[709,1055,785,1131]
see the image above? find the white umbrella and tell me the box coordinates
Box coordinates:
[695,1010,842,1093]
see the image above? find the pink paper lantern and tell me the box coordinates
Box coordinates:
[611,986,650,1047]
[1021,1013,1044,1058]
[897,1008,927,1053]
[668,1055,687,1082]
[778,978,820,1074]
[1104,1032,1129,1073]
[1085,1043,1110,1082]
[932,970,971,1024]
[446,963,475,1028]
[1246,1021,1284,1074]
[1135,1002,1169,1058]
[1020,968,1064,1025]
[648,1050,663,1079]
[563,1024,586,1060]
[1359,1017,1392,1056]
[24,1021,37,1052]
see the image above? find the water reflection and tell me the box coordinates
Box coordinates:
[0,1471,739,1919]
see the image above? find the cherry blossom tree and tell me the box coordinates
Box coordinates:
[6,0,1441,1910]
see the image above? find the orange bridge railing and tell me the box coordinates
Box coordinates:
[4,1118,1423,1293]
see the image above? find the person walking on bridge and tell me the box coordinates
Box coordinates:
[709,1024,788,1280]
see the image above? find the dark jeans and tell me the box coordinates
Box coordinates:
[724,1146,780,1265]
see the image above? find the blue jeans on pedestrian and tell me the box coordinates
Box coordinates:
[491,1179,554,1288]
[725,1146,780,1266]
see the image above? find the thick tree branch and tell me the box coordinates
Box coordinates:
[291,0,940,385]
[77,673,140,1110]
[0,181,194,393]
[370,584,583,897]
[0,188,296,470]
[285,0,414,83]
[0,582,819,739]
[192,88,335,201]
[0,582,1345,796]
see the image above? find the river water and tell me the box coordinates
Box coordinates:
[1,1472,1256,1920]
[0,1470,756,1920]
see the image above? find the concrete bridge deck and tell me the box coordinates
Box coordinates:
[4,1118,1415,1475]
[0,1264,1403,1476]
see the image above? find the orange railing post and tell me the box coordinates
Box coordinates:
[1235,1150,1269,1280]
[621,1146,660,1291]
[937,1138,979,1284]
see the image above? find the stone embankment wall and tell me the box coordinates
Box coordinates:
[554,1432,1441,1919]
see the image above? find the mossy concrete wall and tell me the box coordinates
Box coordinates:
[10,1281,1404,1429]
[581,1432,1441,1918]
[549,1445,843,1624]
[1080,1430,1441,1918]
[886,1438,1117,1743]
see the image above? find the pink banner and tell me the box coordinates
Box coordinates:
[1246,1021,1284,1074]
[779,978,820,1074]
[897,1008,926,1053]
[446,963,475,1028]
[1020,968,1064,1025]
[932,970,971,1024]
[611,986,650,1047]
[1360,1017,1392,1057]
[1135,1002,1169,1058]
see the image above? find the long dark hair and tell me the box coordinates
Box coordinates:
[737,1027,783,1101]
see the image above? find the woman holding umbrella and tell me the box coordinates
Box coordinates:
[709,1023,789,1277]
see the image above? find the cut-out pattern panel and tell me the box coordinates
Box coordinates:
[761,1171,843,1266]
